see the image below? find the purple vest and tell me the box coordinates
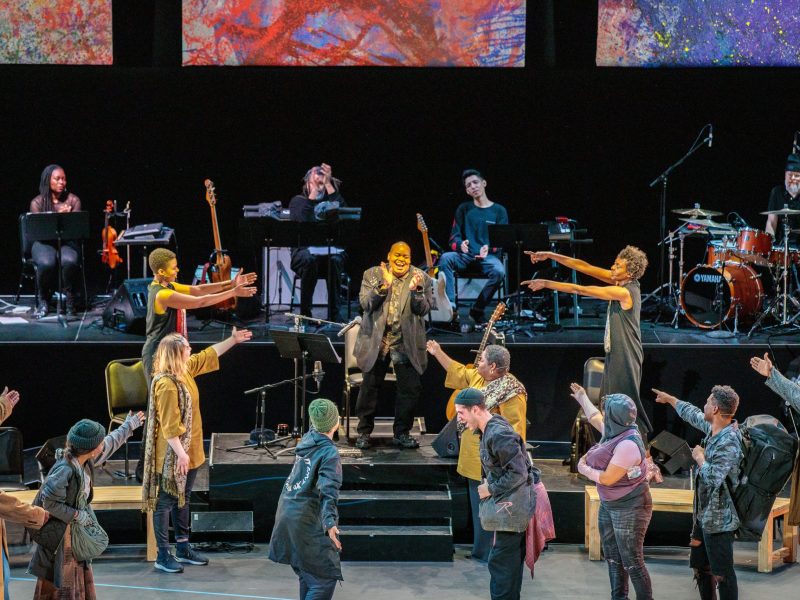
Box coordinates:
[585,430,647,502]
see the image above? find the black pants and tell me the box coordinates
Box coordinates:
[355,352,421,437]
[291,249,344,320]
[690,521,737,600]
[487,530,525,600]
[31,241,81,300]
[153,467,199,550]
[467,478,493,561]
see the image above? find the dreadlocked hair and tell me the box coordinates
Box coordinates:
[38,164,63,212]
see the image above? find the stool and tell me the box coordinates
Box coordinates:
[453,253,509,307]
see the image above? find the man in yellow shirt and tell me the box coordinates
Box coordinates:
[426,341,527,561]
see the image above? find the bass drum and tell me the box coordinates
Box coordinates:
[680,263,766,329]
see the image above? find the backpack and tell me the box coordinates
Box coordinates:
[729,415,798,541]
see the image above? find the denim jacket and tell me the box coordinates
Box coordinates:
[675,400,742,534]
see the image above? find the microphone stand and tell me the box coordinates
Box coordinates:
[648,125,712,315]
[226,369,325,458]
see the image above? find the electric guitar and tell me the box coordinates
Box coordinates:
[445,302,506,420]
[204,179,235,311]
[416,213,453,323]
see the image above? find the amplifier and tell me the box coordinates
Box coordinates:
[191,511,254,542]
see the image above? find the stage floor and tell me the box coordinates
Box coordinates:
[2,295,799,346]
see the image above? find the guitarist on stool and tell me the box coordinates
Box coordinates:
[438,169,509,326]
[425,340,527,562]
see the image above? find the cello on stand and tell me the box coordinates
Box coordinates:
[101,200,123,293]
[203,179,237,316]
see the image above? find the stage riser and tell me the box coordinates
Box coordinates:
[339,525,453,562]
[3,343,798,450]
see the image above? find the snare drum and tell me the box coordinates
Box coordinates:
[680,262,766,328]
[768,246,800,267]
[736,227,773,256]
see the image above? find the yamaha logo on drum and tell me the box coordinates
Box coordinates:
[694,272,723,284]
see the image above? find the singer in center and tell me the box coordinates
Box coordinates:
[352,242,433,450]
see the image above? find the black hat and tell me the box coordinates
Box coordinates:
[454,387,485,406]
[786,154,800,173]
[67,419,105,451]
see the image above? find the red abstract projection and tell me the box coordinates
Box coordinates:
[182,1,526,67]
[0,1,112,65]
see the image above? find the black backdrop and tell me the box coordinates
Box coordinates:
[2,3,799,295]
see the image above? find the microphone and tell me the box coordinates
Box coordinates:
[337,315,362,338]
[708,124,713,148]
[313,361,325,388]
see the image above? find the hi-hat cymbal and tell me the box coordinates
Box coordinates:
[672,207,723,218]
[679,217,727,228]
[761,207,800,216]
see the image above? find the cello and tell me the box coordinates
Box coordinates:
[203,179,235,311]
[101,200,123,269]
[444,302,506,419]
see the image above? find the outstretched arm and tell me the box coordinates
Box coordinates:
[189,271,257,296]
[526,251,614,284]
[521,279,632,309]
[157,283,256,311]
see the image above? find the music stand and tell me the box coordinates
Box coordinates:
[270,329,341,456]
[23,212,90,328]
[488,224,550,320]
[239,218,360,326]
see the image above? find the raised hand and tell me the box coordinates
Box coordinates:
[569,383,589,405]
[525,250,551,264]
[234,271,257,287]
[232,327,253,344]
[520,279,548,292]
[380,262,394,287]
[426,339,441,356]
[749,352,773,378]
[652,388,678,407]
[320,163,333,186]
[2,387,20,408]
[234,283,257,297]
[409,270,424,290]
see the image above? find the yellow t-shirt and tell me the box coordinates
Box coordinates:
[153,347,219,472]
[445,361,527,481]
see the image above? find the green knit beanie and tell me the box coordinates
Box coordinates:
[308,399,339,433]
[67,419,105,451]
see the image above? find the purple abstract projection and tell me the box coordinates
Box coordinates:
[0,1,112,65]
[182,1,526,67]
[597,0,800,67]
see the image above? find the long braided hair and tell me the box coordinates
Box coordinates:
[37,164,64,212]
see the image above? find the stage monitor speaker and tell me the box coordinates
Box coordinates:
[649,430,694,475]
[191,511,254,542]
[102,278,150,334]
[432,417,460,458]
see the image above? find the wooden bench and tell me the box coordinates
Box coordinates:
[7,486,157,561]
[585,486,798,573]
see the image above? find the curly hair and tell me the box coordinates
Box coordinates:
[711,385,739,417]
[617,245,648,280]
[148,248,176,276]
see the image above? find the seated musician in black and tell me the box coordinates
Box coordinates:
[29,164,82,319]
[765,153,800,246]
[289,163,346,321]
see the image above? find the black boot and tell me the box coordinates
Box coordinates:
[65,292,76,317]
[694,567,717,600]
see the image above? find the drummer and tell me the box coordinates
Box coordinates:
[765,153,800,246]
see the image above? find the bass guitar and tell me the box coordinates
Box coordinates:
[204,179,235,311]
[416,213,453,323]
[445,302,506,420]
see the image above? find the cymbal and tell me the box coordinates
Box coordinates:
[760,207,800,215]
[672,207,723,218]
[679,217,728,228]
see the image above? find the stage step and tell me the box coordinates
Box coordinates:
[339,524,453,562]
[339,488,451,520]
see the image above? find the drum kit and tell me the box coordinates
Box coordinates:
[661,203,800,336]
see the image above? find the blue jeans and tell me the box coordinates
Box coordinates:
[3,545,10,600]
[291,566,337,600]
[154,467,199,550]
[598,490,654,600]
[438,252,505,311]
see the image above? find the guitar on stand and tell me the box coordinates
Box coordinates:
[203,179,236,312]
[444,302,506,419]
[416,213,453,324]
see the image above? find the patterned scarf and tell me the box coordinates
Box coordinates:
[457,373,526,433]
[141,373,193,512]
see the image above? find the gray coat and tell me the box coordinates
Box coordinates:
[354,265,432,375]
[28,422,135,585]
